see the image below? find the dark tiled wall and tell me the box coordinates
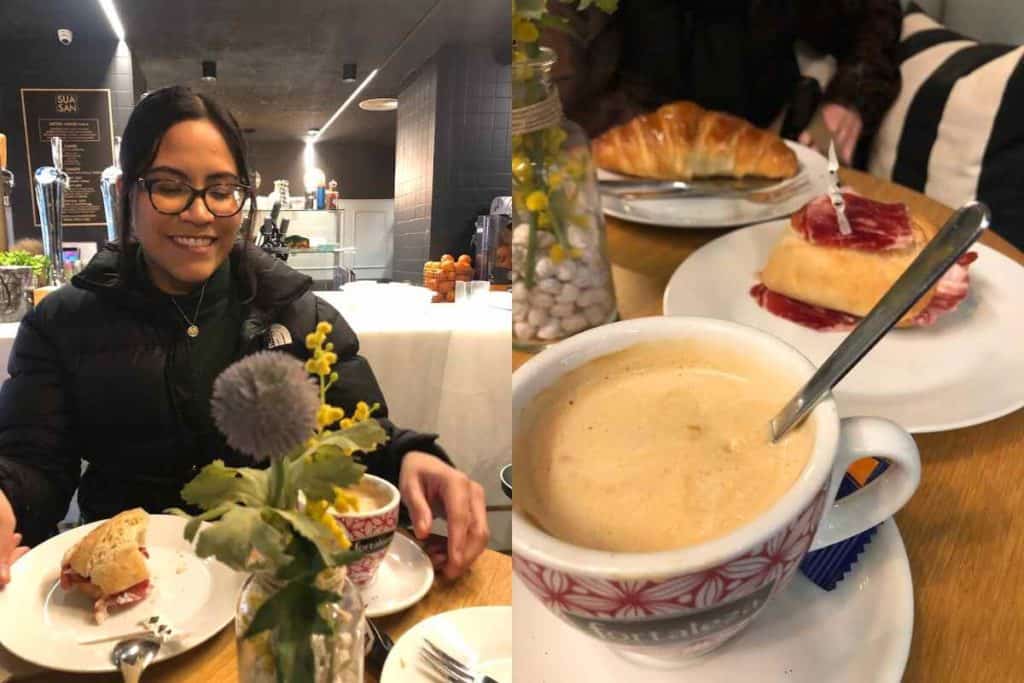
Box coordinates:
[431,44,511,260]
[247,140,396,200]
[0,37,133,247]
[392,44,511,283]
[392,59,438,284]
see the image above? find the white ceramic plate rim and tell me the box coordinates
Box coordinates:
[364,532,435,618]
[512,518,913,682]
[381,605,512,683]
[599,140,828,228]
[662,220,1024,432]
[0,514,245,673]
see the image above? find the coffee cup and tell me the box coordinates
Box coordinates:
[512,316,920,666]
[332,474,401,587]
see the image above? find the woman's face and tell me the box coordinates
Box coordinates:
[132,119,243,295]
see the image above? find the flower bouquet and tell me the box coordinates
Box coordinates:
[169,322,386,683]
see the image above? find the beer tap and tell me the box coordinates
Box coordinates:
[35,136,70,286]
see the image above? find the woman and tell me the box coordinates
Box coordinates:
[0,86,488,584]
[544,0,903,166]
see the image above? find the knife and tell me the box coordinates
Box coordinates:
[599,175,788,199]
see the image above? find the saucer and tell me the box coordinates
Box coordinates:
[362,532,435,618]
[513,518,913,682]
[381,606,512,683]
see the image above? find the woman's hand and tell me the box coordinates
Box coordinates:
[799,103,863,166]
[399,452,489,579]
[0,489,28,588]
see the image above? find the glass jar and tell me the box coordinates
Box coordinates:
[235,569,365,683]
[511,46,617,351]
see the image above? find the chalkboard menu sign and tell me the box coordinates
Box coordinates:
[20,88,115,227]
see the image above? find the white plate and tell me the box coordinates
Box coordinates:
[663,220,1024,432]
[363,533,434,618]
[599,141,828,228]
[381,605,512,683]
[0,514,245,673]
[514,518,912,682]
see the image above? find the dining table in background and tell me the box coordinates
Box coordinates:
[1,546,511,683]
[513,168,1024,683]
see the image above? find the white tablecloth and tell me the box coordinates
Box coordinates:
[0,290,513,551]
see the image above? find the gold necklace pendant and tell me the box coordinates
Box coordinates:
[187,324,199,338]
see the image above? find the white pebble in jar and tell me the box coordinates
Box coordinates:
[538,278,562,294]
[537,321,562,340]
[561,314,589,334]
[534,257,555,279]
[529,290,555,308]
[556,283,579,303]
[556,260,577,282]
[549,302,575,318]
[514,322,536,339]
[527,307,549,327]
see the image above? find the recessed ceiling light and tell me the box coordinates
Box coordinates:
[359,98,398,112]
[342,63,357,83]
[306,128,320,138]
[201,60,217,82]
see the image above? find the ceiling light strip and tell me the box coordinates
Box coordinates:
[98,0,126,41]
[311,0,442,141]
[313,68,379,142]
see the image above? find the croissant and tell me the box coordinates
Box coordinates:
[592,101,799,181]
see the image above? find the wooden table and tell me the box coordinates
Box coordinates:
[513,169,1024,683]
[18,548,511,682]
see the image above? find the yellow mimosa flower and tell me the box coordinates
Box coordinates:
[525,190,548,212]
[316,321,333,335]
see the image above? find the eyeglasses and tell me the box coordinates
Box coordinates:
[137,177,251,217]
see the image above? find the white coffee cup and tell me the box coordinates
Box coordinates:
[512,316,921,665]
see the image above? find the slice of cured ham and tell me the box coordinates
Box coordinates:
[792,193,914,251]
[751,252,977,331]
[94,579,151,624]
[749,284,859,331]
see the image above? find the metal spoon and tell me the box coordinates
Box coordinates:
[770,200,990,441]
[111,638,160,683]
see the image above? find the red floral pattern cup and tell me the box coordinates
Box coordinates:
[512,317,921,666]
[333,474,400,587]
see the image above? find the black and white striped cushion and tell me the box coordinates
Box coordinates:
[868,5,1024,249]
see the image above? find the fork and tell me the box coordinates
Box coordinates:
[419,639,499,683]
[602,176,811,204]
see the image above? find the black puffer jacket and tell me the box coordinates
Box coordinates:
[0,243,449,546]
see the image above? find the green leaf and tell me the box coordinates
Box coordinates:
[181,460,270,511]
[243,579,339,683]
[193,505,265,571]
[250,515,294,570]
[320,419,389,457]
[276,534,326,583]
[180,503,234,543]
[288,453,365,503]
[266,508,338,567]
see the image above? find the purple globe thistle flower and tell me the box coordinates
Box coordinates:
[211,351,320,461]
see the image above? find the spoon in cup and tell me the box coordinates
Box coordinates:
[771,200,990,442]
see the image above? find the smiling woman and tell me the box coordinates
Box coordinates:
[0,85,489,591]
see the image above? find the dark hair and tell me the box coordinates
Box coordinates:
[118,85,256,297]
